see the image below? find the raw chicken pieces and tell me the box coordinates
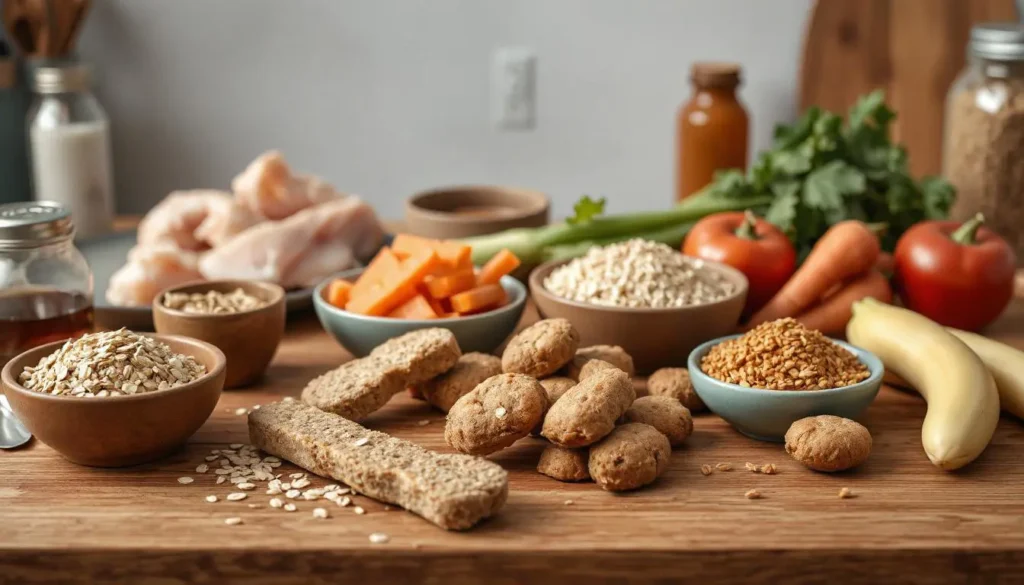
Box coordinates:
[200,197,384,289]
[106,243,204,307]
[106,151,384,307]
[138,190,263,250]
[232,151,343,220]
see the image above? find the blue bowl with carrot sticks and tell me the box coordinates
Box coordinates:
[687,335,884,442]
[313,267,527,357]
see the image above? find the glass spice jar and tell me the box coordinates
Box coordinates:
[0,201,94,366]
[676,62,750,201]
[944,23,1024,264]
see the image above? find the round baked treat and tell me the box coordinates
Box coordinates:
[589,423,671,491]
[784,415,872,472]
[370,328,462,385]
[531,377,577,436]
[622,395,693,447]
[537,444,591,482]
[578,359,620,382]
[502,318,580,378]
[647,367,706,412]
[541,368,635,448]
[566,345,635,380]
[445,373,548,455]
[420,353,503,413]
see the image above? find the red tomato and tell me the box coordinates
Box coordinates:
[894,213,1016,331]
[683,211,797,318]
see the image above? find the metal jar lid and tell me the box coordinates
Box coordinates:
[0,201,74,246]
[33,64,91,94]
[969,23,1024,61]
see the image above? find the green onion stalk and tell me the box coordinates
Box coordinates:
[462,190,773,266]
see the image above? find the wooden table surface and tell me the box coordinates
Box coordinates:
[3,299,1024,585]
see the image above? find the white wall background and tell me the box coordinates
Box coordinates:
[78,0,813,218]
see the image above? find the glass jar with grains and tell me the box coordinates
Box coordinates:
[0,202,94,366]
[944,23,1024,264]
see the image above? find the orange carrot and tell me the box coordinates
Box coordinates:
[424,268,477,299]
[325,279,353,308]
[748,221,880,326]
[393,233,471,271]
[450,284,506,315]
[794,270,892,336]
[387,294,439,320]
[477,249,521,286]
[347,248,441,316]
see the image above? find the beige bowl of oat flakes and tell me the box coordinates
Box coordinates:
[529,240,748,374]
[1,331,226,467]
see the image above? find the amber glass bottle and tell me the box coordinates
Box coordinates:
[676,63,749,201]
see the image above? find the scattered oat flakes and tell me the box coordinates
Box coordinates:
[230,443,243,449]
[247,504,259,509]
[204,455,218,462]
[700,464,713,476]
[353,437,370,447]
[564,499,574,506]
[312,507,329,519]
[237,482,255,491]
[337,496,352,507]
[216,476,226,485]
[195,464,209,474]
[286,489,301,499]
[224,517,243,526]
[745,489,761,500]
[234,408,248,416]
[292,477,311,489]
[177,477,194,485]
[494,406,507,419]
[289,473,305,479]
[205,495,218,503]
[353,506,365,515]
[715,463,732,472]
[226,492,247,502]
[284,503,297,512]
[416,419,431,426]
[269,498,284,509]
[369,532,390,544]
[761,463,777,475]
[163,288,266,314]
[283,396,295,402]
[745,462,759,472]
[839,487,854,499]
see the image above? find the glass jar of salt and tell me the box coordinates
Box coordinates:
[27,63,114,239]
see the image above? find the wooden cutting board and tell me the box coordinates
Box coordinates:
[799,0,1017,178]
[4,302,1024,583]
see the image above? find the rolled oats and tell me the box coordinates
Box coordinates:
[19,329,206,397]
[543,239,734,308]
[162,288,267,315]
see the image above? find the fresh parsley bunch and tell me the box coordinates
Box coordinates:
[704,90,955,257]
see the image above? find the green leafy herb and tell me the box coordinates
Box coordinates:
[566,195,606,225]
[701,90,955,256]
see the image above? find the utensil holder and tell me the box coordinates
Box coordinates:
[0,57,32,204]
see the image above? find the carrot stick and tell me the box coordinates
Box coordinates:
[794,270,892,336]
[748,221,880,326]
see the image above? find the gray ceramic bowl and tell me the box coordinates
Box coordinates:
[313,268,527,356]
[687,335,884,442]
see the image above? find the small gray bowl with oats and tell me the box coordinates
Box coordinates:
[529,255,748,374]
[687,334,884,442]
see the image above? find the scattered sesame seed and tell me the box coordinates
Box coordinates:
[353,437,369,447]
[417,419,431,426]
[494,407,507,419]
[234,408,248,415]
[224,517,243,526]
[369,532,390,544]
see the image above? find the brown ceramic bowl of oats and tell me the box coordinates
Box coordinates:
[1,331,226,467]
[153,280,286,389]
[529,240,748,374]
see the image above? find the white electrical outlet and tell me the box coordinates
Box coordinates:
[492,48,536,130]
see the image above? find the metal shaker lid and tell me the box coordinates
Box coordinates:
[970,23,1024,61]
[0,201,74,246]
[32,64,91,94]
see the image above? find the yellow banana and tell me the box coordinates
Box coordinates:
[846,298,999,470]
[948,328,1024,420]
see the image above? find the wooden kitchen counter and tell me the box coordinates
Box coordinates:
[3,300,1024,585]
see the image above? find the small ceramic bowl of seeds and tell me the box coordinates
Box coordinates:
[529,239,748,373]
[1,329,226,466]
[153,280,286,389]
[686,318,883,442]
